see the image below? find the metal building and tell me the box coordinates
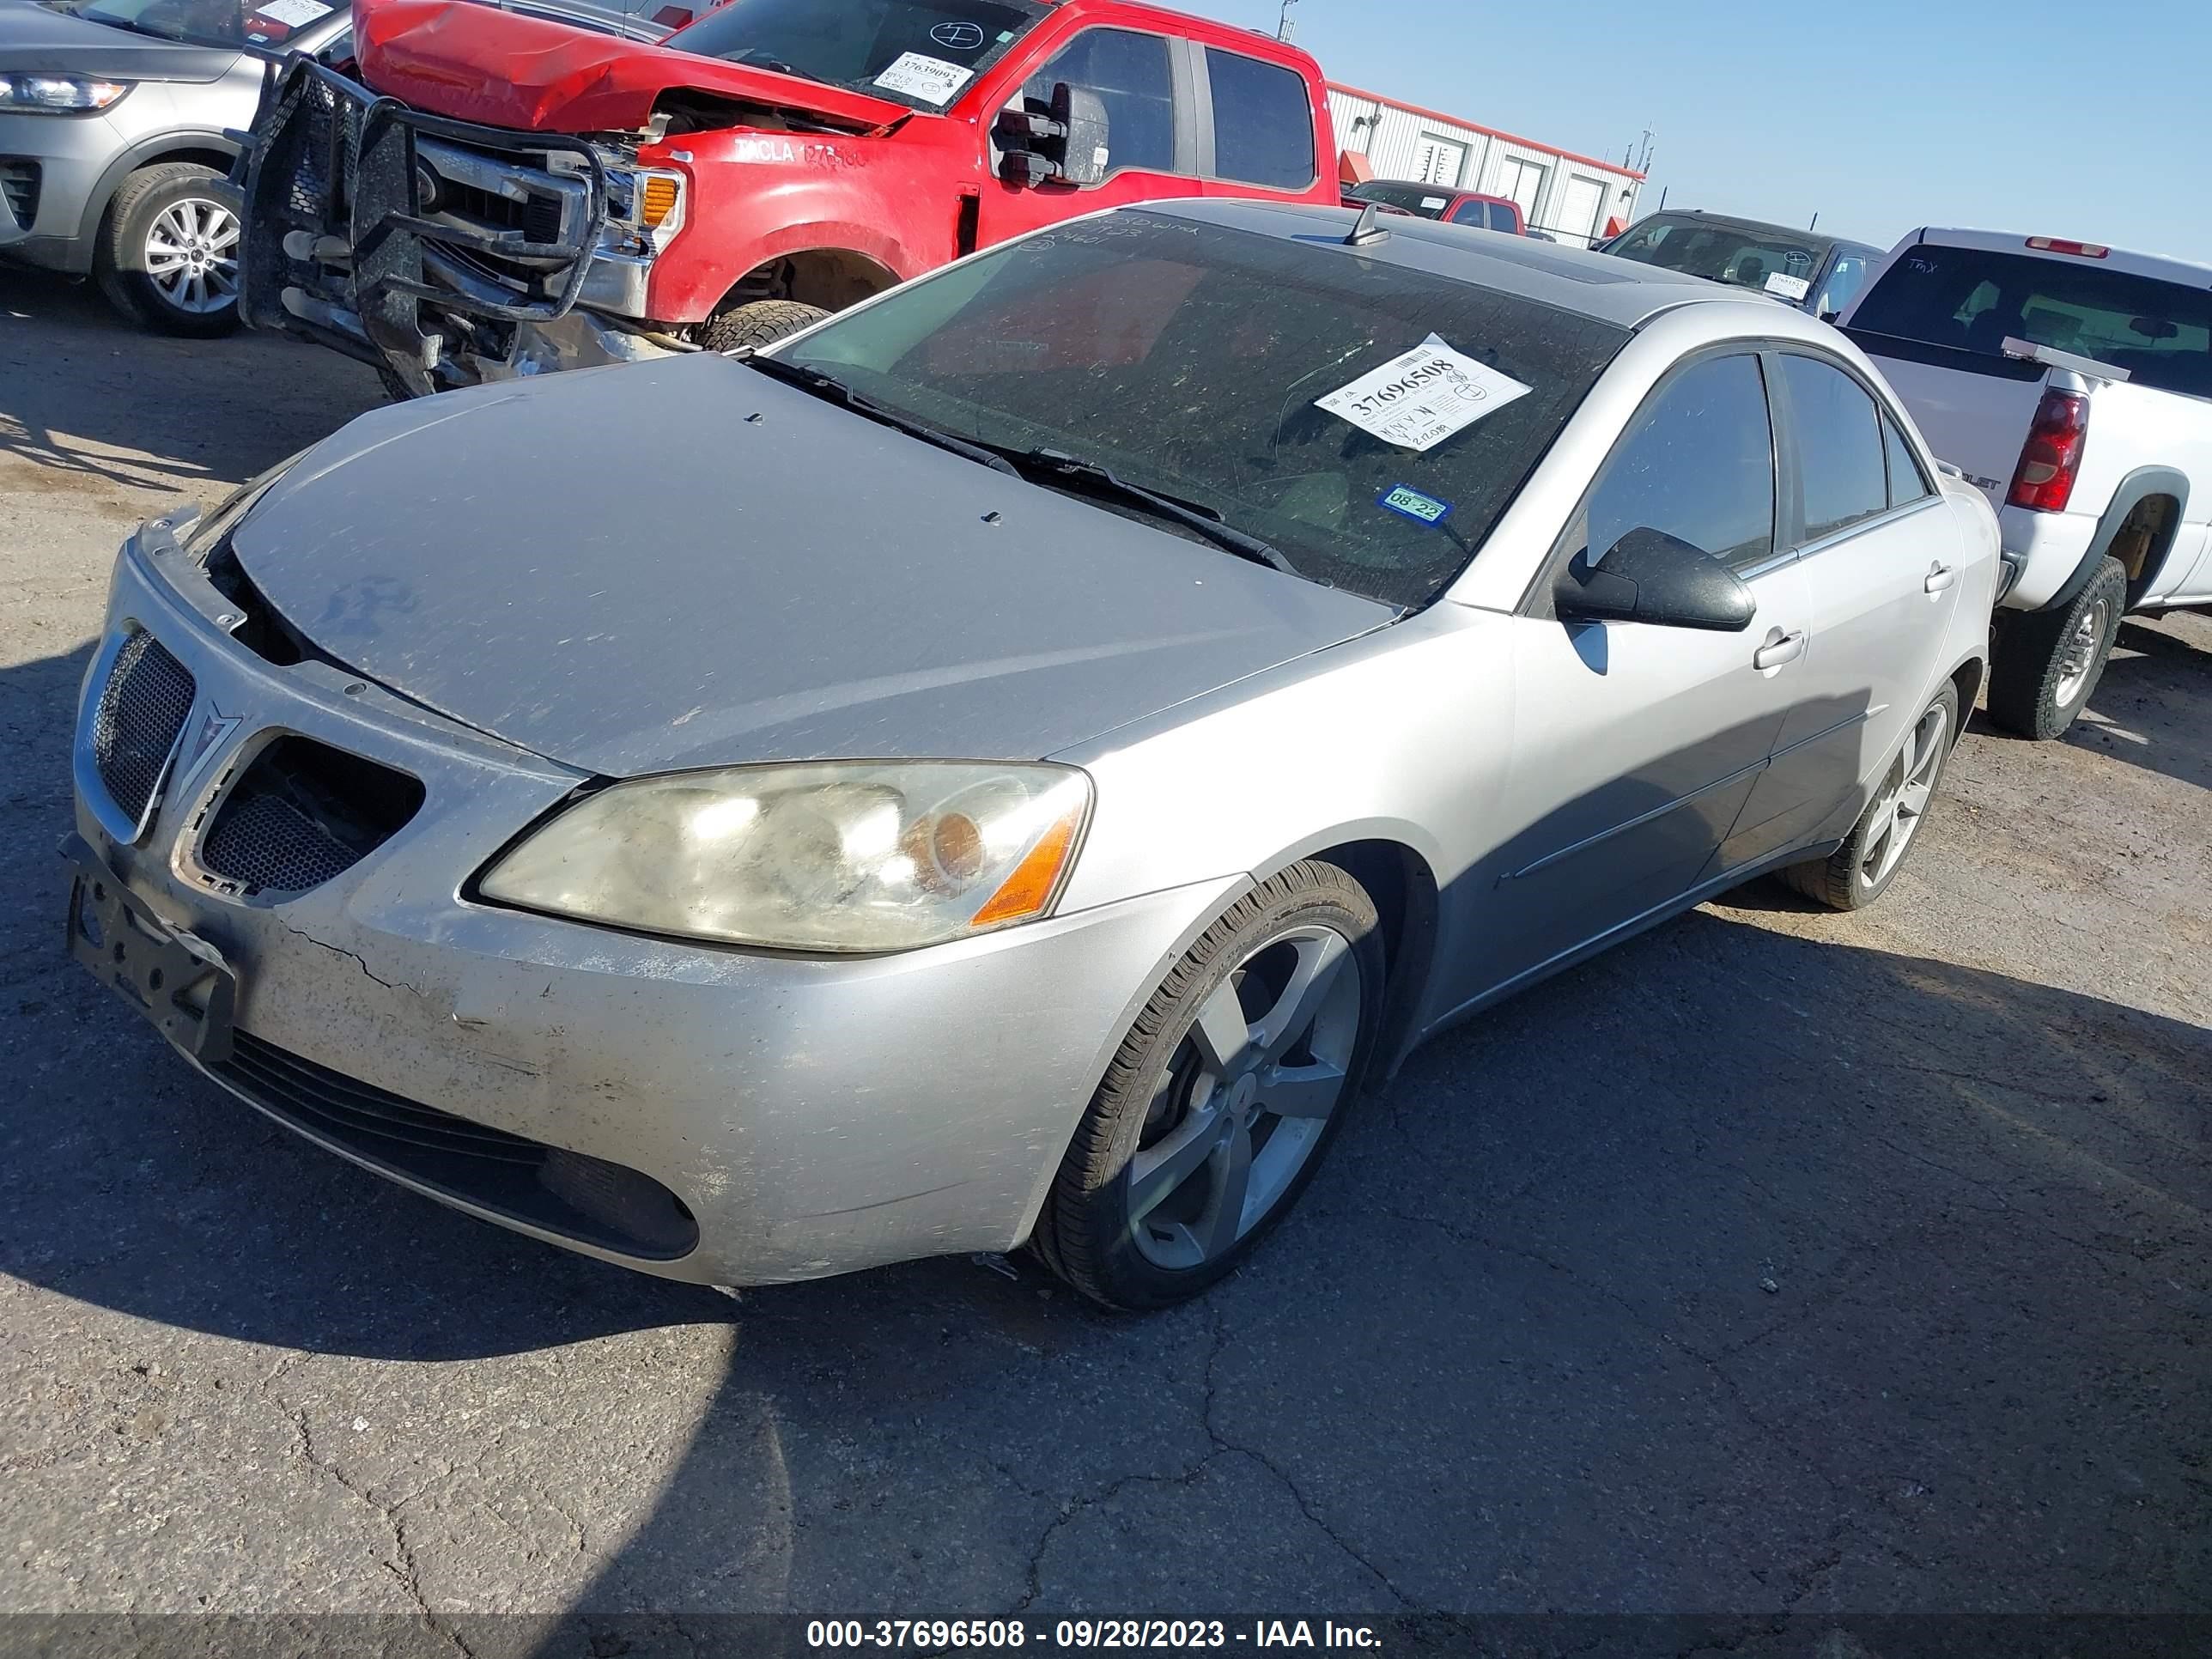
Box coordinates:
[1327,81,1645,246]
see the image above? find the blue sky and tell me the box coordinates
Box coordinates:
[1187,0,2212,266]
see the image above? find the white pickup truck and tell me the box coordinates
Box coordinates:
[1838,229,2212,738]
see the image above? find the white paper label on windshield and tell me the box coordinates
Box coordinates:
[1764,271,1812,301]
[1316,335,1532,453]
[250,0,332,24]
[872,52,974,105]
[1421,196,1448,210]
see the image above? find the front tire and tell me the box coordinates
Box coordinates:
[1781,680,1959,911]
[94,163,243,337]
[1985,556,2126,739]
[696,299,831,355]
[1031,861,1386,1311]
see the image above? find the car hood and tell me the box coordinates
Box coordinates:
[356,0,913,133]
[232,354,1395,777]
[0,0,240,80]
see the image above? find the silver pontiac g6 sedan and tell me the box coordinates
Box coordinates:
[66,201,1999,1309]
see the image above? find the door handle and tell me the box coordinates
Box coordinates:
[1924,562,1956,593]
[1753,627,1807,671]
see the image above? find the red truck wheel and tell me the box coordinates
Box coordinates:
[697,300,830,356]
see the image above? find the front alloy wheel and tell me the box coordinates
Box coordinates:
[142,196,240,319]
[94,161,245,338]
[1032,861,1384,1310]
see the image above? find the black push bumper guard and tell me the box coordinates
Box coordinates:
[239,56,609,393]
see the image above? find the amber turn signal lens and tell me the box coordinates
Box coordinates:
[970,810,1082,927]
[640,176,679,228]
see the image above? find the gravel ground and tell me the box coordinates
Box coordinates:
[3,267,2207,1650]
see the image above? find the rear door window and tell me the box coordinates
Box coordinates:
[1204,48,1317,190]
[1884,416,1932,508]
[1583,353,1777,572]
[1780,355,1889,542]
[1850,244,2212,398]
[1489,202,1520,233]
[1024,28,1176,174]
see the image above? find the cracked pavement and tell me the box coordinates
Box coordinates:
[3,268,2209,1639]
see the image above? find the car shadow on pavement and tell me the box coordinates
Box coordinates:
[0,266,383,503]
[4,607,2206,1639]
[2067,618,2212,792]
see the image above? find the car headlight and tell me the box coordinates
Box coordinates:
[477,761,1092,953]
[0,74,131,112]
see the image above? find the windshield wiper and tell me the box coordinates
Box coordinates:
[741,356,1018,477]
[997,447,1304,579]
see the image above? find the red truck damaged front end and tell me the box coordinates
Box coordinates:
[238,0,1338,392]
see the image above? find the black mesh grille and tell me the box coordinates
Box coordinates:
[0,159,39,228]
[210,1032,700,1259]
[91,631,196,827]
[199,737,423,895]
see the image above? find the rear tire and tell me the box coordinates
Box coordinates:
[1031,861,1385,1311]
[1985,556,2126,739]
[696,299,830,355]
[1780,680,1959,911]
[94,163,243,337]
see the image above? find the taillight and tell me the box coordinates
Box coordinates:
[2008,388,2089,512]
[2026,237,2109,258]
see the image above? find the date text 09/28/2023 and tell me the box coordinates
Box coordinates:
[805,1619,1384,1650]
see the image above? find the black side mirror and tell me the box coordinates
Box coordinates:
[1553,527,1757,632]
[994,81,1110,187]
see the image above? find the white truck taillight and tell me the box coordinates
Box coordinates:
[2007,388,2089,513]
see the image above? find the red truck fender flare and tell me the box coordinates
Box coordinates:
[703,221,917,316]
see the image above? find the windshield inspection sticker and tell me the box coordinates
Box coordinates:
[1316,334,1532,453]
[249,0,332,22]
[1379,484,1453,525]
[1764,270,1812,301]
[873,52,975,105]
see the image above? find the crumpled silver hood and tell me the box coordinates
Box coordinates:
[232,354,1393,776]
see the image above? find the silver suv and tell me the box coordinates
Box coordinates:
[0,0,351,335]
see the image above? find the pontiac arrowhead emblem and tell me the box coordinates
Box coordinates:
[177,704,241,784]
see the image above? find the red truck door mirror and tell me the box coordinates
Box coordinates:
[994,82,1112,188]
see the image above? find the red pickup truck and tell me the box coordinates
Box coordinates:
[238,0,1340,392]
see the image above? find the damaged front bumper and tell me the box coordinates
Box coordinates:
[66,519,1233,1285]
[239,57,681,391]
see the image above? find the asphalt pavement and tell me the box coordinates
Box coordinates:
[3,267,2207,1654]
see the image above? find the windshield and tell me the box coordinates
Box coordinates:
[1850,245,2212,399]
[73,0,344,49]
[664,0,1047,108]
[1607,216,1829,302]
[774,211,1629,608]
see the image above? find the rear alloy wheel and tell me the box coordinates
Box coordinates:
[1985,555,2127,739]
[1032,861,1384,1310]
[94,163,243,337]
[1781,680,1959,911]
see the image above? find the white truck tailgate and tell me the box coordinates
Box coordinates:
[1853,349,2046,514]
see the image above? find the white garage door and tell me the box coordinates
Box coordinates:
[1557,174,1607,246]
[1414,136,1468,187]
[1500,156,1547,225]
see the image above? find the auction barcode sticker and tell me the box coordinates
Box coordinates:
[1316,335,1531,453]
[872,52,974,105]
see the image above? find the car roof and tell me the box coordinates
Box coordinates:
[1144,197,1730,329]
[1908,228,2212,289]
[1627,207,1864,252]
